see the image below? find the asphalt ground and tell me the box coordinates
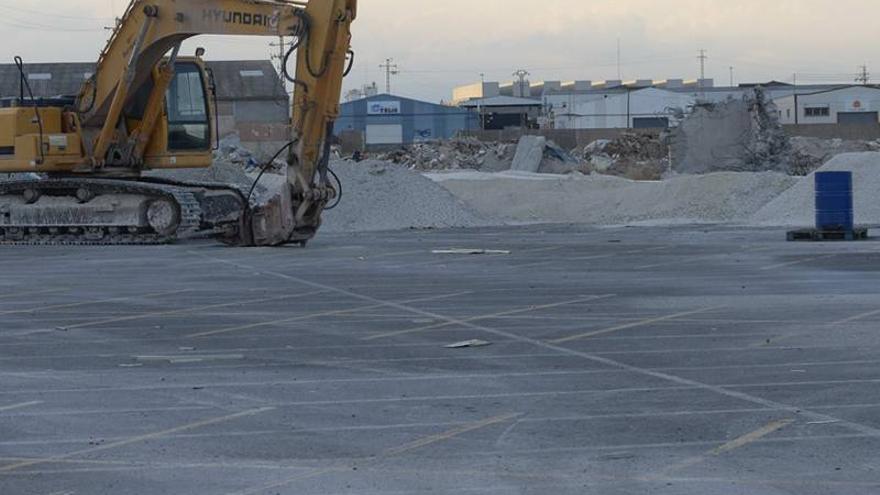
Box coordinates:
[1,224,880,494]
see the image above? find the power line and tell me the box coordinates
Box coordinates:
[0,18,104,33]
[0,2,113,21]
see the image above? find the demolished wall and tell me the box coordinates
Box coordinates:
[669,88,792,174]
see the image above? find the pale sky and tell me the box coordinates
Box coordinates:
[3,0,879,102]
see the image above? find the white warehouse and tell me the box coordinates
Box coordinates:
[549,87,696,129]
[775,86,880,125]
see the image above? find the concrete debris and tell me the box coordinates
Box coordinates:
[147,137,287,207]
[432,249,511,255]
[751,152,880,227]
[510,135,548,172]
[320,159,493,233]
[788,136,880,176]
[669,88,792,174]
[375,137,515,172]
[579,133,669,180]
[445,339,492,348]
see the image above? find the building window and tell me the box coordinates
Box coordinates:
[804,106,830,117]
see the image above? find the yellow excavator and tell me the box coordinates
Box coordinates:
[0,0,356,246]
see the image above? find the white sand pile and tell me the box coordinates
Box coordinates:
[750,152,880,227]
[428,170,797,226]
[321,160,493,233]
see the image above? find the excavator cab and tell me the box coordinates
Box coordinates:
[139,57,217,171]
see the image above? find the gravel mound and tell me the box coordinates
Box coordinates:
[750,152,880,227]
[429,170,796,226]
[321,160,493,233]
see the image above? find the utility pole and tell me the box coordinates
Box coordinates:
[697,49,707,81]
[513,69,530,97]
[729,66,734,87]
[379,58,399,94]
[617,38,622,80]
[697,49,708,99]
[856,65,870,85]
[269,36,288,95]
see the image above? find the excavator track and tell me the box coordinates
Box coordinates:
[0,177,247,246]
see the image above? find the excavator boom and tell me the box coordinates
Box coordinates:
[0,0,356,246]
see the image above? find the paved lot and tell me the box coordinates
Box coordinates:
[2,224,880,494]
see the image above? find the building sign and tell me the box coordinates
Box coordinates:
[849,100,870,112]
[368,100,401,115]
[414,129,433,141]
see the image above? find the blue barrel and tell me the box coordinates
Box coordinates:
[815,171,854,232]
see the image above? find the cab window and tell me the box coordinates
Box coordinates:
[167,63,210,151]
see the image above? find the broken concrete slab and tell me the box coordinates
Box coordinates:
[510,136,547,173]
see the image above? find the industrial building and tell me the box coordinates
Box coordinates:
[0,60,289,138]
[457,96,543,130]
[549,87,695,129]
[453,77,880,130]
[335,93,478,148]
[775,85,880,125]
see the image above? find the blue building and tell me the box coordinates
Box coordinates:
[335,94,478,148]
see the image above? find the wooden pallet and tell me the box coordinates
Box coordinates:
[787,227,870,242]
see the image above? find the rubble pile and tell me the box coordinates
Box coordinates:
[322,159,492,232]
[375,137,515,172]
[787,136,880,175]
[579,133,669,180]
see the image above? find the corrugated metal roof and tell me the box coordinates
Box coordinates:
[0,62,95,98]
[458,96,543,107]
[204,60,286,101]
[0,60,286,100]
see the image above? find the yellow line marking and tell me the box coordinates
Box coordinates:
[756,306,880,346]
[229,467,349,495]
[382,412,521,457]
[364,295,616,341]
[0,289,193,316]
[637,246,774,270]
[58,290,323,331]
[187,291,473,338]
[569,254,617,261]
[0,288,70,301]
[0,407,275,472]
[653,418,794,477]
[0,457,137,467]
[0,400,42,413]
[229,412,520,495]
[831,308,880,326]
[550,306,724,344]
[760,254,835,271]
